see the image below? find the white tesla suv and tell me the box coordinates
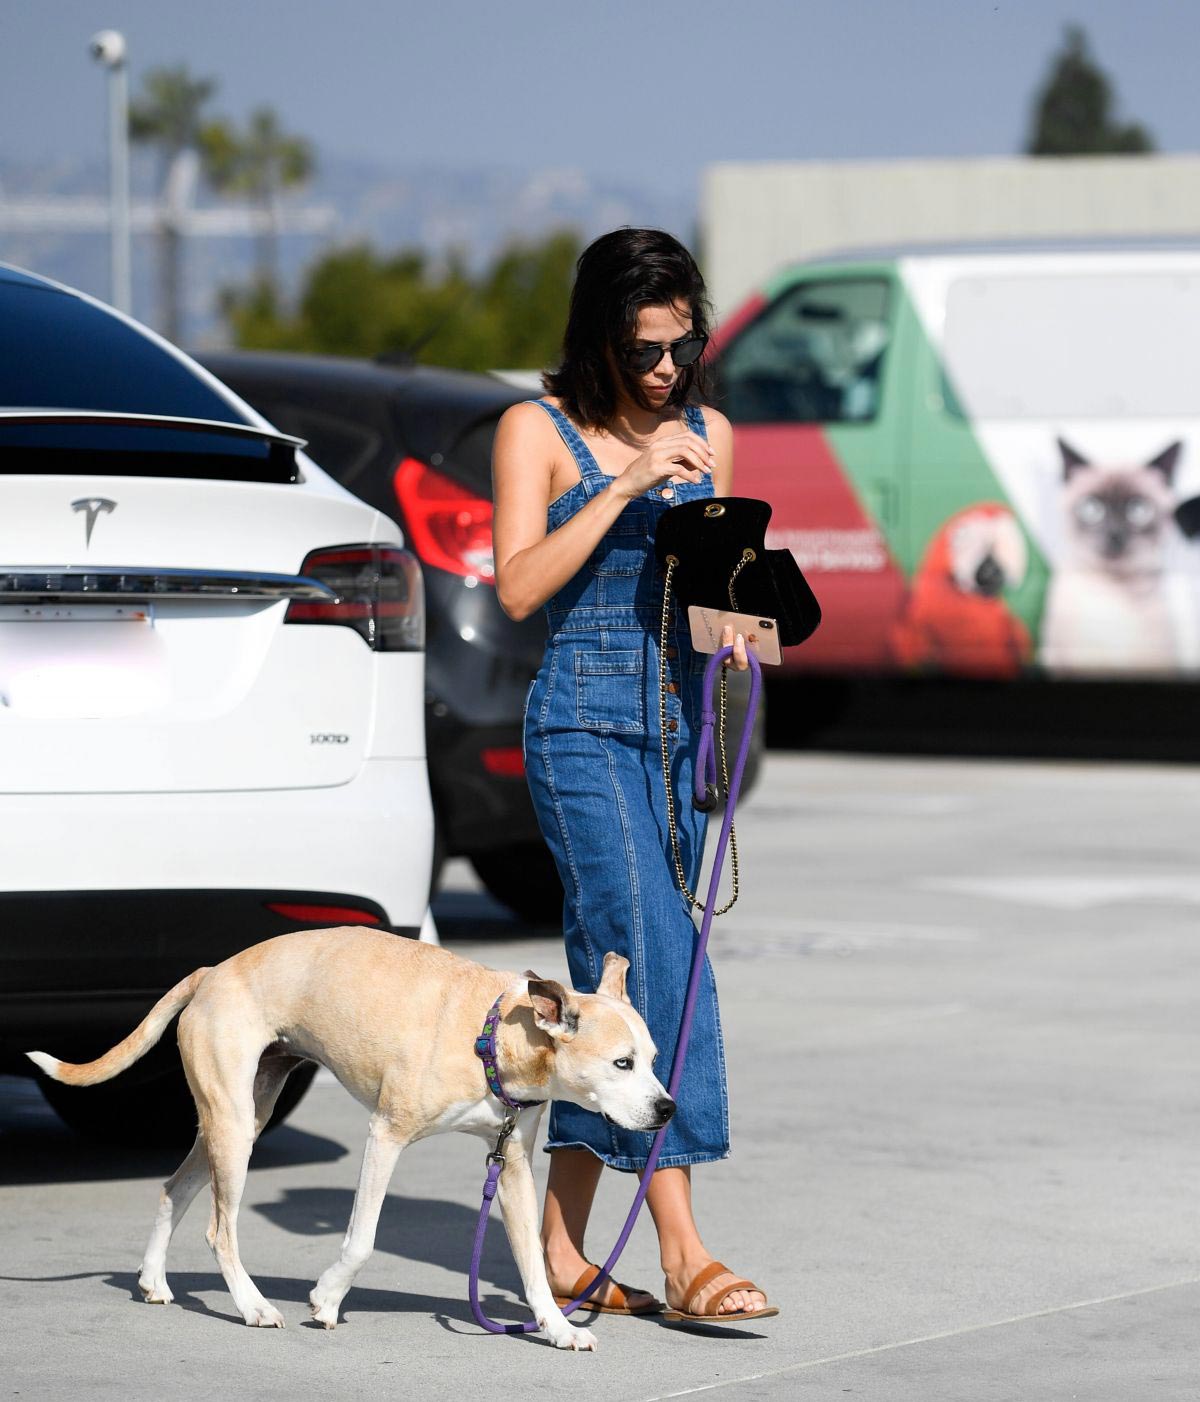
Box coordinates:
[0,264,433,1139]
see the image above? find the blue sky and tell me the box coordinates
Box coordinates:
[3,0,1197,196]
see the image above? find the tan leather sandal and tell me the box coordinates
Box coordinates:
[661,1260,780,1323]
[552,1263,664,1316]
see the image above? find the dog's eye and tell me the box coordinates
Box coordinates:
[613,1057,634,1071]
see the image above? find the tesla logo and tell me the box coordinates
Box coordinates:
[71,497,117,547]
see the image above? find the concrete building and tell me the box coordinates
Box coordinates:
[701,154,1200,317]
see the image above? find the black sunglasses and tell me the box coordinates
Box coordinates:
[626,332,709,374]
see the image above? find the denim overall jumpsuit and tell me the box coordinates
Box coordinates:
[524,399,730,1171]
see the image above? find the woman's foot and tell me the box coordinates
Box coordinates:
[664,1256,769,1318]
[546,1250,662,1314]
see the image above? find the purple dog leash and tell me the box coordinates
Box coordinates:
[468,646,763,1334]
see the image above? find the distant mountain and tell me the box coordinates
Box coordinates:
[0,149,697,350]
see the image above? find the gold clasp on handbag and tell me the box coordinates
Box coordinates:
[704,503,725,518]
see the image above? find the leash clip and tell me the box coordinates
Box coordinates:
[486,1111,518,1167]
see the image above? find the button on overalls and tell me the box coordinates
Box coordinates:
[523,400,729,1171]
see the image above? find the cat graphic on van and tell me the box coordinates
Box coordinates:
[1040,439,1185,674]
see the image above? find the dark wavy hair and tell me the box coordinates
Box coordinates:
[542,228,712,429]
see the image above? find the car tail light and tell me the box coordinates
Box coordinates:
[393,456,494,584]
[481,746,525,777]
[285,544,424,651]
[266,901,383,926]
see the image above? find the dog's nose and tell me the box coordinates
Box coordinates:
[654,1097,676,1125]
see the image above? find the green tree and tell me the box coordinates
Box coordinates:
[200,109,315,296]
[129,66,219,341]
[225,230,580,373]
[1026,25,1155,156]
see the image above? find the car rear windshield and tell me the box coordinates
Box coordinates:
[442,415,499,495]
[942,270,1200,419]
[0,277,294,479]
[0,421,297,482]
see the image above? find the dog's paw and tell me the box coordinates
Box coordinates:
[309,1294,339,1330]
[543,1319,598,1352]
[244,1303,286,1329]
[138,1281,173,1304]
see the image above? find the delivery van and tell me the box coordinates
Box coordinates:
[713,246,1200,679]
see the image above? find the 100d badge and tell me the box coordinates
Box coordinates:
[310,733,349,745]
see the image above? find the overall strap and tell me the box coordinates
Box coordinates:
[684,404,709,441]
[530,399,606,485]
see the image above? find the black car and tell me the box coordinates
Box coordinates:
[200,352,763,923]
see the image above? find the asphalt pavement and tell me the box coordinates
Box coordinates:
[4,751,1200,1400]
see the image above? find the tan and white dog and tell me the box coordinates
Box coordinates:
[27,928,675,1351]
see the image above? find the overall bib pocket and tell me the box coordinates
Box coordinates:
[590,501,650,576]
[575,650,645,733]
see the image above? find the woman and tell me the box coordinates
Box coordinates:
[492,228,775,1323]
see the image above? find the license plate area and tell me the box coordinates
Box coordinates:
[0,603,152,624]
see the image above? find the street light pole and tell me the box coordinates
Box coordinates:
[89,30,131,315]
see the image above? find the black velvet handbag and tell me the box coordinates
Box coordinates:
[653,496,821,646]
[651,497,820,916]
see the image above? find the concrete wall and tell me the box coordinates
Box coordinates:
[702,155,1200,317]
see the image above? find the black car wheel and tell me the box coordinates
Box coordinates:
[35,1046,318,1148]
[470,842,564,927]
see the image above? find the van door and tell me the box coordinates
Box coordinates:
[716,270,909,672]
[897,259,1052,679]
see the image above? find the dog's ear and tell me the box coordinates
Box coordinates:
[596,952,632,1004]
[527,979,579,1040]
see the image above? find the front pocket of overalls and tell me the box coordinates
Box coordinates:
[590,502,648,576]
[575,650,645,733]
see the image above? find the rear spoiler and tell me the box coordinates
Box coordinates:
[0,410,307,482]
[0,566,336,603]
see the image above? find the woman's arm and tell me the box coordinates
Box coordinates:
[702,407,749,670]
[492,403,714,621]
[703,406,735,497]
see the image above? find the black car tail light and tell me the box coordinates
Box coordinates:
[481,746,525,777]
[393,456,495,584]
[285,544,424,651]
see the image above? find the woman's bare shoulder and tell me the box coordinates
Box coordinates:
[494,399,558,452]
[699,404,732,437]
[497,399,550,430]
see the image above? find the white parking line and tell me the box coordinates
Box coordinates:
[920,874,1200,910]
[645,1276,1200,1399]
[710,917,981,954]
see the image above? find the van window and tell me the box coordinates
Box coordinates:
[719,279,891,425]
[942,271,1200,419]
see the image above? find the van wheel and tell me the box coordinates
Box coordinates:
[35,1048,318,1147]
[470,843,564,927]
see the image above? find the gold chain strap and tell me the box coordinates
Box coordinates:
[727,547,756,609]
[659,556,739,916]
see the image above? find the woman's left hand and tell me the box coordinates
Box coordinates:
[721,625,749,671]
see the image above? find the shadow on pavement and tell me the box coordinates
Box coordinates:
[767,674,1200,763]
[0,1074,347,1186]
[0,1267,491,1330]
[256,1186,523,1295]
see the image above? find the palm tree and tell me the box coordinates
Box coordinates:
[201,109,315,301]
[128,66,218,343]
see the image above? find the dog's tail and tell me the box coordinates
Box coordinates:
[25,966,213,1086]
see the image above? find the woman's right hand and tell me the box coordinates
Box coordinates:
[613,431,716,500]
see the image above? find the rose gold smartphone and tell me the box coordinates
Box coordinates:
[687,606,783,665]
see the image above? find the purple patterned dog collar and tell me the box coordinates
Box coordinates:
[473,993,545,1112]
